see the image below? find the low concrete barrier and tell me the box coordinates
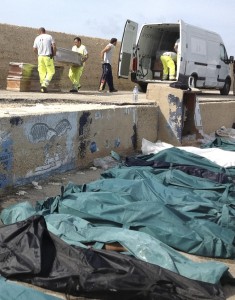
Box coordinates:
[0,98,158,190]
[147,83,235,144]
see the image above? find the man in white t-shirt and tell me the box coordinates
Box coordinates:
[99,38,118,92]
[68,37,88,93]
[33,27,56,93]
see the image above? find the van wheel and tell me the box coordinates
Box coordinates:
[188,75,197,88]
[220,78,231,95]
[138,83,147,93]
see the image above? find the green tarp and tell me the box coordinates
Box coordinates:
[1,147,235,286]
[0,276,60,300]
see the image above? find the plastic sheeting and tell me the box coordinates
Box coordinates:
[1,202,228,284]
[0,215,226,300]
[141,138,235,167]
[0,276,60,300]
[1,141,235,298]
[202,136,235,151]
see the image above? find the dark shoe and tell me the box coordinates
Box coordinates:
[110,89,118,92]
[40,86,47,93]
[69,88,78,93]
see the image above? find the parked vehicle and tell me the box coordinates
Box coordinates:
[118,19,234,94]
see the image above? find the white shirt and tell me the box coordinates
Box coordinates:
[162,51,177,61]
[104,43,115,64]
[72,44,88,56]
[33,33,55,56]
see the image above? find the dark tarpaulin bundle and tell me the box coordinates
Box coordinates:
[0,215,225,300]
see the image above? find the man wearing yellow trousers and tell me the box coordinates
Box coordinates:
[160,51,177,80]
[33,27,56,93]
[68,37,88,93]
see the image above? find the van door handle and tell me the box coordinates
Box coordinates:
[216,65,221,69]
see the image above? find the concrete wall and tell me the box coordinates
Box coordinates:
[147,83,235,144]
[147,83,189,145]
[0,104,158,190]
[198,100,235,133]
[0,23,134,92]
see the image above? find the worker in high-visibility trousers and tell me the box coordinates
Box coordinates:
[160,51,177,80]
[33,27,56,93]
[68,37,88,93]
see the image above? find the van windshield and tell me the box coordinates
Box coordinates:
[220,44,228,61]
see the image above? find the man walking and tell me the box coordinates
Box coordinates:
[33,27,56,93]
[99,38,118,92]
[68,37,88,93]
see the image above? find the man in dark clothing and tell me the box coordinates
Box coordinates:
[99,38,118,92]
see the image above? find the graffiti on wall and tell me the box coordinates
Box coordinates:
[168,94,183,140]
[10,116,23,127]
[78,112,92,158]
[29,119,72,143]
[0,132,13,188]
[25,116,76,177]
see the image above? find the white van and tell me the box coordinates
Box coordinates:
[118,19,234,94]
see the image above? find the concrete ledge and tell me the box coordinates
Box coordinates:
[147,83,235,144]
[147,83,193,145]
[196,95,235,133]
[0,93,158,190]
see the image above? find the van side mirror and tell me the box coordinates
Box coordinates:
[230,56,234,63]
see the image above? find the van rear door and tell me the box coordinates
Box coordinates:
[118,20,138,79]
[178,20,187,79]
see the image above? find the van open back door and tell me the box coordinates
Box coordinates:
[118,20,138,79]
[178,20,187,80]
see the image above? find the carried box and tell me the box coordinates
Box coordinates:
[54,47,83,66]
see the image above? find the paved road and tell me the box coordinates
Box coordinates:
[0,89,154,105]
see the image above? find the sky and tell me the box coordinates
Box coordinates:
[1,0,235,56]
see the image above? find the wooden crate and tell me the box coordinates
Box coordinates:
[6,78,31,92]
[6,62,64,92]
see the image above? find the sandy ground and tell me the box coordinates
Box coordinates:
[0,167,103,210]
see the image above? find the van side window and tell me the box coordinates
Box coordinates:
[220,44,228,61]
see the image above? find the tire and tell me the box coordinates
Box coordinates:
[220,78,231,95]
[138,83,148,93]
[188,75,197,89]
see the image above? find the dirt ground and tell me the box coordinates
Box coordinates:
[0,166,103,211]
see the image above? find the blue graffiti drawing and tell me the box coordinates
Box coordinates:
[168,94,183,139]
[30,123,57,143]
[90,141,97,153]
[29,119,72,143]
[78,112,92,158]
[55,119,72,136]
[79,112,91,136]
[0,136,13,188]
[114,137,121,148]
[10,116,23,126]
